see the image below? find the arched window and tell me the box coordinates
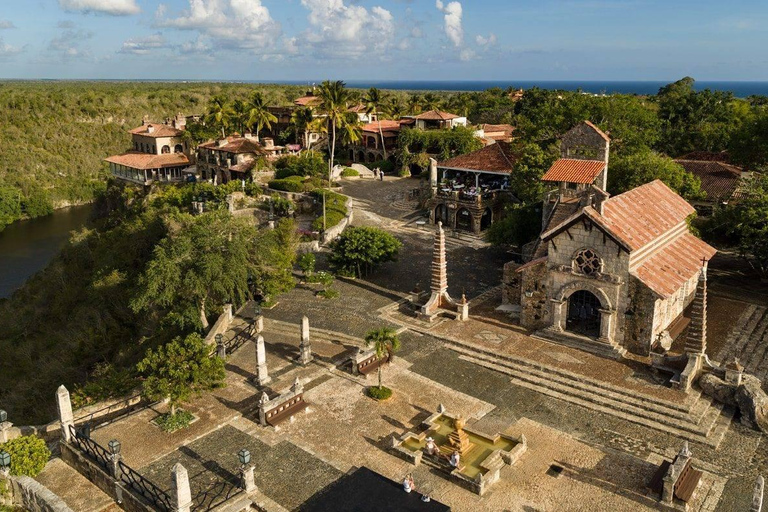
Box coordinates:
[573,249,602,276]
[161,145,171,154]
[174,144,184,153]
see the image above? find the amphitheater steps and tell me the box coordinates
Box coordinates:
[447,342,730,447]
[716,305,764,363]
[532,330,626,360]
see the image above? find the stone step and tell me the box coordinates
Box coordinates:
[452,345,704,427]
[741,308,768,371]
[443,336,695,415]
[532,330,626,361]
[458,354,728,447]
[719,305,765,363]
[264,319,365,348]
[715,304,757,362]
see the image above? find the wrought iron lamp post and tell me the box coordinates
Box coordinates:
[0,450,10,477]
[108,439,122,478]
[216,333,226,359]
[237,449,256,493]
[0,410,7,423]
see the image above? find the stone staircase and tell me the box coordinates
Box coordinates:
[533,329,627,360]
[445,340,732,448]
[395,221,490,250]
[716,305,768,372]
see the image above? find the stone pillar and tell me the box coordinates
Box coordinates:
[549,299,566,332]
[216,337,227,359]
[258,392,270,427]
[255,335,271,386]
[457,294,469,322]
[429,158,438,193]
[110,451,122,479]
[598,309,614,343]
[241,464,257,494]
[0,414,12,444]
[752,475,764,512]
[224,304,233,323]
[255,315,264,333]
[57,385,74,443]
[685,265,708,355]
[725,358,744,386]
[172,463,192,512]
[420,222,456,319]
[298,316,313,365]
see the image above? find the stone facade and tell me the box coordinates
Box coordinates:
[559,121,610,191]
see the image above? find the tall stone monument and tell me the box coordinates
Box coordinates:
[684,263,708,354]
[298,316,313,365]
[419,222,468,321]
[57,385,74,442]
[172,463,193,512]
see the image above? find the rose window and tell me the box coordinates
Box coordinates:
[573,249,602,276]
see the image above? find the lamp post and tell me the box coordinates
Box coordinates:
[0,450,10,477]
[0,409,9,443]
[215,333,226,359]
[108,439,122,478]
[237,449,256,493]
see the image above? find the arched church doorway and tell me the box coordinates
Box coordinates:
[456,208,472,231]
[566,290,601,338]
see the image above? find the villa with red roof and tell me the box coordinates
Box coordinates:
[105,114,193,186]
[406,109,467,130]
[505,122,715,359]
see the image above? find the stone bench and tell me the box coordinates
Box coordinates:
[350,348,390,377]
[258,378,309,427]
[649,442,702,508]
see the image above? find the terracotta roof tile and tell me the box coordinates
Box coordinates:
[294,95,322,107]
[438,141,518,173]
[361,120,403,133]
[414,110,461,121]
[104,152,190,170]
[129,124,184,138]
[542,158,606,184]
[632,233,716,298]
[675,160,742,203]
[198,137,267,154]
[600,180,696,251]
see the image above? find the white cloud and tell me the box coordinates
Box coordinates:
[58,0,140,16]
[435,0,463,48]
[119,33,168,55]
[49,26,94,59]
[0,20,16,30]
[476,33,497,47]
[0,38,22,57]
[299,0,395,59]
[156,0,280,51]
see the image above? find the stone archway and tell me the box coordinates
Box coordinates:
[566,290,602,338]
[551,281,616,343]
[161,145,171,154]
[456,208,473,231]
[434,204,448,225]
[480,208,492,231]
[174,144,184,153]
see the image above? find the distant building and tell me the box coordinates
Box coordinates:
[349,119,413,164]
[197,134,269,184]
[405,110,468,130]
[105,114,193,185]
[475,124,516,145]
[427,142,519,234]
[674,159,748,215]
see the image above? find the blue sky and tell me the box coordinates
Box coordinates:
[0,0,765,81]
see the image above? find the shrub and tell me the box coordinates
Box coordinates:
[244,182,263,197]
[154,410,194,433]
[0,436,51,477]
[274,151,326,179]
[310,190,348,230]
[317,288,339,299]
[297,253,316,276]
[312,210,345,231]
[330,227,402,277]
[366,386,392,400]
[269,175,322,193]
[370,160,395,175]
[270,194,294,216]
[341,167,359,177]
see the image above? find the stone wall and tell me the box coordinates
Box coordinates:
[2,475,73,512]
[623,276,658,356]
[204,304,233,346]
[520,260,550,331]
[321,197,354,245]
[502,261,521,306]
[560,122,609,190]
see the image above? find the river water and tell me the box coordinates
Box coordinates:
[0,205,93,299]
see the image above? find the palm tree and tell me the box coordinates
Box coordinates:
[231,99,249,135]
[246,92,277,141]
[363,87,387,159]
[339,112,362,147]
[206,96,233,138]
[406,95,422,115]
[384,97,405,119]
[318,80,352,183]
[290,107,315,148]
[421,92,442,112]
[364,327,401,391]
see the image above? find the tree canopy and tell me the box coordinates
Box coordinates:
[607,148,704,200]
[330,227,402,277]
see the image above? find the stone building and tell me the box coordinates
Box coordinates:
[105,114,193,185]
[507,122,716,358]
[427,142,519,234]
[674,158,749,216]
[350,119,414,164]
[405,110,468,130]
[197,135,269,184]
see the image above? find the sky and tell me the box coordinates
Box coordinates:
[0,0,766,81]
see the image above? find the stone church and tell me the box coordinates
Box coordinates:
[505,122,716,358]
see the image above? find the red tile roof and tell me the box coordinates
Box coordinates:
[633,233,716,298]
[542,158,606,184]
[600,180,696,251]
[104,152,190,170]
[414,110,461,121]
[294,95,322,107]
[361,120,403,133]
[348,104,368,113]
[129,124,184,138]
[675,160,743,203]
[198,137,267,155]
[439,141,518,173]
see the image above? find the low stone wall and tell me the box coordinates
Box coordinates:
[321,197,354,245]
[2,475,73,512]
[204,304,234,346]
[297,241,320,254]
[60,442,155,512]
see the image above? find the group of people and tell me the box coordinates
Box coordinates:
[402,473,431,502]
[424,436,460,468]
[372,167,384,181]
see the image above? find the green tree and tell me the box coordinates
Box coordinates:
[297,252,316,277]
[363,87,388,159]
[703,174,768,277]
[247,92,277,141]
[508,142,558,203]
[364,327,401,391]
[329,227,402,278]
[205,96,233,138]
[132,211,264,330]
[485,203,542,247]
[290,107,316,148]
[136,333,225,416]
[0,435,50,477]
[383,97,405,119]
[729,108,768,169]
[607,148,704,200]
[0,185,22,230]
[318,80,352,175]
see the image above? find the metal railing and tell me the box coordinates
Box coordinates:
[69,425,111,473]
[117,461,173,512]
